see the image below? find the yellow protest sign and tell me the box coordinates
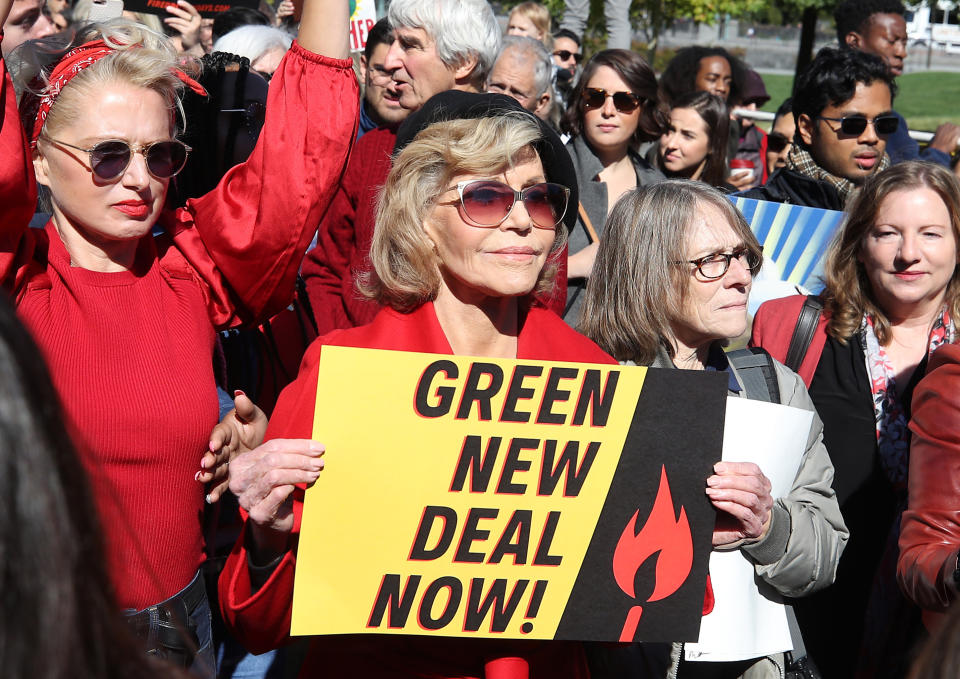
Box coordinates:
[291,347,726,642]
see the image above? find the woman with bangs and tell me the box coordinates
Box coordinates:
[0,0,357,669]
[219,91,614,678]
[559,48,666,325]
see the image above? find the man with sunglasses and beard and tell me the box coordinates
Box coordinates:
[742,47,896,211]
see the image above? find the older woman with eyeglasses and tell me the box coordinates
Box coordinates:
[559,48,665,326]
[219,91,614,679]
[0,0,356,670]
[580,180,846,679]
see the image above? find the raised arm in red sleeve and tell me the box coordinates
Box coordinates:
[166,43,359,329]
[0,52,40,293]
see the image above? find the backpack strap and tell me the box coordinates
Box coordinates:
[784,295,824,373]
[726,347,781,405]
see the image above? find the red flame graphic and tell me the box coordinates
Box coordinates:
[612,465,693,641]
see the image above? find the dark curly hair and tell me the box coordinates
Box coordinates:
[659,46,745,106]
[835,0,906,44]
[561,48,666,145]
[792,46,896,133]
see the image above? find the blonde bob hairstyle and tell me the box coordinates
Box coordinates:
[360,112,567,311]
[580,180,761,364]
[823,160,960,345]
[13,18,201,141]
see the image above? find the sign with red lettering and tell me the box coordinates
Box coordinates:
[124,0,257,20]
[349,0,377,52]
[291,347,727,642]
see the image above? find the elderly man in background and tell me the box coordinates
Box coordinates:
[300,0,501,335]
[486,35,554,121]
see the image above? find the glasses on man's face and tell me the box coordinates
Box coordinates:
[581,87,641,113]
[816,113,899,136]
[552,49,582,63]
[685,247,762,279]
[41,137,191,181]
[766,132,794,153]
[445,180,570,230]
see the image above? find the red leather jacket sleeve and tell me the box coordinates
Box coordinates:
[898,343,960,613]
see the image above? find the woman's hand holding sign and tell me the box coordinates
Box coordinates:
[230,439,326,561]
[706,461,773,548]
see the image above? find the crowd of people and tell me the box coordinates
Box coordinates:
[2,0,960,677]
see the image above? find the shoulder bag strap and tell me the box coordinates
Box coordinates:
[784,295,824,373]
[726,347,781,404]
[577,202,600,243]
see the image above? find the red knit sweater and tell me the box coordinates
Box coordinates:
[0,44,358,609]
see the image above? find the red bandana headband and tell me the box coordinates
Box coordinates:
[24,39,207,147]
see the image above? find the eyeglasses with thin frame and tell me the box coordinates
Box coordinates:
[581,87,641,113]
[816,113,899,136]
[552,49,583,63]
[684,247,762,279]
[443,179,570,230]
[40,136,192,181]
[766,132,794,154]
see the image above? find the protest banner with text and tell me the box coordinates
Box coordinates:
[291,347,728,642]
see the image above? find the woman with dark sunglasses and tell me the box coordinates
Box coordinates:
[751,161,960,677]
[0,0,356,671]
[580,180,846,679]
[218,91,615,678]
[559,48,666,327]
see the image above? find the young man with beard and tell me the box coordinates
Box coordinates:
[743,47,896,210]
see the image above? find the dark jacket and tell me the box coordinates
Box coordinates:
[740,167,845,211]
[563,134,663,325]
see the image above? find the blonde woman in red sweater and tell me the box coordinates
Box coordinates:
[0,0,357,671]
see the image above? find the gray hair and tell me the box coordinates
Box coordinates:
[387,0,501,87]
[212,25,292,64]
[497,34,554,98]
[580,180,761,363]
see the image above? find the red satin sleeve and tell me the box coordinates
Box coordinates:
[165,42,359,329]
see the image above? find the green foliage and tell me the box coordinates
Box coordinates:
[758,71,960,129]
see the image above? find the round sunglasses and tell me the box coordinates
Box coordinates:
[552,49,583,63]
[445,180,570,230]
[816,114,899,136]
[41,137,192,181]
[581,87,641,113]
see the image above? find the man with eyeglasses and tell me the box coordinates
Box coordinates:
[742,47,895,210]
[357,17,408,138]
[486,35,554,122]
[835,0,960,167]
[1,0,55,57]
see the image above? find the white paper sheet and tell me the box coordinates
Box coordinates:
[685,396,813,663]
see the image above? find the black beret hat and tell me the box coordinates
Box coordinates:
[393,90,579,234]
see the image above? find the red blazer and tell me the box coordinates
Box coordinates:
[898,343,960,629]
[750,294,830,387]
[219,302,614,678]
